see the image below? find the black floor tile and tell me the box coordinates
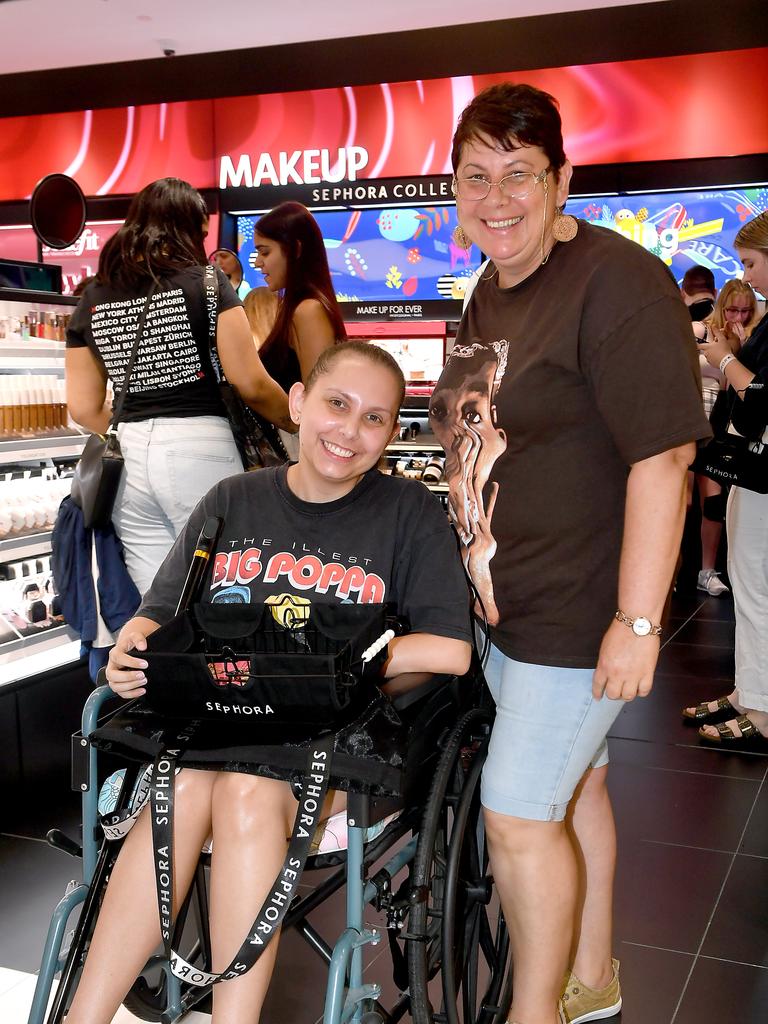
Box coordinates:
[608,737,768,782]
[614,943,693,1024]
[739,784,768,858]
[668,617,735,648]
[607,762,760,852]
[700,855,768,967]
[670,593,735,623]
[610,673,738,746]
[612,839,730,953]
[0,835,83,973]
[673,956,768,1024]
[2,783,81,842]
[656,642,735,681]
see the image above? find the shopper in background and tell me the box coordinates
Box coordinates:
[253,201,346,387]
[66,177,293,596]
[252,201,347,459]
[210,247,251,300]
[681,265,717,321]
[689,279,759,597]
[430,83,709,1024]
[243,286,279,349]
[684,211,768,747]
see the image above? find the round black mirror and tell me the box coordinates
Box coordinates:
[30,173,87,250]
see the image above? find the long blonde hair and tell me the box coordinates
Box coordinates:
[242,287,278,348]
[704,279,759,339]
[735,210,768,255]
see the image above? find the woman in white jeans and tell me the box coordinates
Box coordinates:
[65,178,294,595]
[684,210,768,746]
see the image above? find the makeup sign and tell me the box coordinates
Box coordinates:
[0,49,766,204]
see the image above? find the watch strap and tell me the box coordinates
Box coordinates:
[615,609,662,636]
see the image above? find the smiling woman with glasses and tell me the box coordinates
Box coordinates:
[430,82,710,1024]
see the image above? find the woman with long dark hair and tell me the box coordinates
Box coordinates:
[253,201,346,390]
[66,177,293,595]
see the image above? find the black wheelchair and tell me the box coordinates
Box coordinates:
[28,594,510,1024]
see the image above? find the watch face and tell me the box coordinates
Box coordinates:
[632,616,652,637]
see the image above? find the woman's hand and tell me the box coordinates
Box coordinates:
[592,618,659,701]
[698,326,733,369]
[106,626,150,699]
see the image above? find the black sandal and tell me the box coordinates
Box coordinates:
[682,696,738,724]
[698,715,767,745]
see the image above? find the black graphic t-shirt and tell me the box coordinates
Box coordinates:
[66,266,241,421]
[139,466,472,644]
[429,221,711,669]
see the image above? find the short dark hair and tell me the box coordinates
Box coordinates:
[451,83,567,173]
[305,341,405,412]
[681,266,716,297]
[98,177,208,287]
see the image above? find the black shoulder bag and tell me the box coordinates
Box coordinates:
[205,265,288,469]
[70,288,155,528]
[692,387,768,494]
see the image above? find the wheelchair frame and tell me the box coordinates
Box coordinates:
[28,680,510,1024]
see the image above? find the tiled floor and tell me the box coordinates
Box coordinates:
[2,591,766,1023]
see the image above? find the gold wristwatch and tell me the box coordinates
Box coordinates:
[614,609,662,637]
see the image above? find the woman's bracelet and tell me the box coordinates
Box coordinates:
[719,353,737,373]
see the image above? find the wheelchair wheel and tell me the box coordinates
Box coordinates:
[407,706,512,1024]
[121,858,213,1022]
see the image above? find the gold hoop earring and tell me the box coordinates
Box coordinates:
[552,207,579,243]
[452,224,472,250]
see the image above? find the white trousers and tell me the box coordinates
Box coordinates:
[114,416,241,597]
[727,483,768,712]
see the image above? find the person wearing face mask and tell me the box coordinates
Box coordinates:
[688,279,759,596]
[430,83,710,1024]
[684,211,768,749]
[681,265,717,322]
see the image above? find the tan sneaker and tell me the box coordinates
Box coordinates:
[559,958,622,1023]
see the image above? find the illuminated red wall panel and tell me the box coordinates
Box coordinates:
[0,49,765,203]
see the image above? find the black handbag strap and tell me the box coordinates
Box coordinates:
[205,265,224,382]
[150,731,334,987]
[109,287,156,432]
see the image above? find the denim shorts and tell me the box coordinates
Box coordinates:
[481,644,625,822]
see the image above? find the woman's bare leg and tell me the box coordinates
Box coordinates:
[208,776,348,1023]
[566,766,616,989]
[484,810,576,1024]
[65,769,217,1024]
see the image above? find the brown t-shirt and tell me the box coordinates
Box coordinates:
[429,221,711,669]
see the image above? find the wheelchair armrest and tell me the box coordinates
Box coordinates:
[388,673,453,713]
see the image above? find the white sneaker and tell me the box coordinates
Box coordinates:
[697,569,730,596]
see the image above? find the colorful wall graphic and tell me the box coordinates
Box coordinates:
[569,186,768,292]
[237,206,483,309]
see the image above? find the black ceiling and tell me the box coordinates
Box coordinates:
[1,0,767,118]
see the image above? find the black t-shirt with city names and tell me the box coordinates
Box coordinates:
[66,265,241,421]
[139,465,473,646]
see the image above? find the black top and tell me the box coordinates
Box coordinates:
[139,465,472,645]
[66,265,241,422]
[731,312,768,441]
[260,340,302,393]
[430,221,711,668]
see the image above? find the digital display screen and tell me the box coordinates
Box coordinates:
[236,205,484,319]
[568,185,768,294]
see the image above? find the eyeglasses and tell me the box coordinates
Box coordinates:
[724,307,753,317]
[452,166,551,202]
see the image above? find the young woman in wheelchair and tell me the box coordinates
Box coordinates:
[65,340,472,1024]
